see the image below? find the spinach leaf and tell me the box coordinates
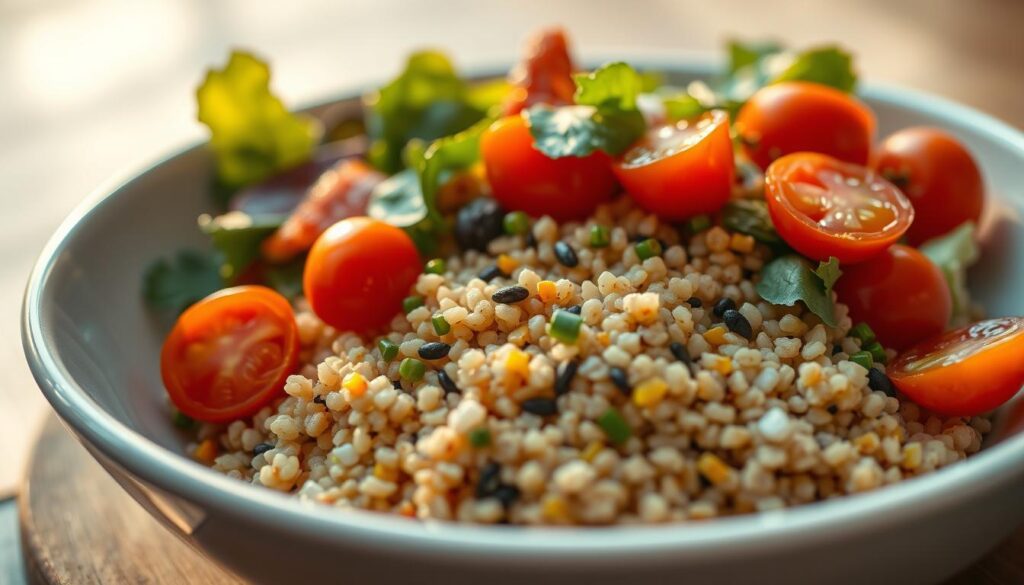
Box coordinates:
[720,199,784,246]
[143,250,223,315]
[265,258,305,300]
[920,222,979,326]
[198,211,284,282]
[197,51,320,195]
[756,255,842,327]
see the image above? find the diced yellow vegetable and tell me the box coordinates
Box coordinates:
[506,349,530,380]
[697,452,732,486]
[497,254,519,275]
[581,441,604,462]
[730,233,755,253]
[536,280,557,303]
[633,377,668,407]
[541,495,569,521]
[343,372,368,397]
[194,439,218,465]
[703,326,728,346]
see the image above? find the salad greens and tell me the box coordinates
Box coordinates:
[198,212,283,282]
[921,222,980,326]
[720,199,785,247]
[143,250,223,315]
[756,255,843,327]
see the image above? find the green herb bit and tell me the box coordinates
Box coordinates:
[687,215,712,233]
[503,211,530,236]
[849,351,874,371]
[849,323,876,345]
[635,238,663,261]
[468,427,492,447]
[399,358,426,381]
[402,295,424,314]
[172,410,196,430]
[864,341,887,364]
[432,314,451,336]
[597,408,631,445]
[378,339,399,362]
[549,309,583,344]
[425,258,446,275]
[589,225,610,248]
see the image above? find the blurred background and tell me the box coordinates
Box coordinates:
[0,0,1022,576]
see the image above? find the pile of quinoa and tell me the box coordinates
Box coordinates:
[193,196,990,525]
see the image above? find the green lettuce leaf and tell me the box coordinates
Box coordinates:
[920,222,980,326]
[198,211,283,282]
[756,255,842,327]
[197,51,320,195]
[143,250,223,315]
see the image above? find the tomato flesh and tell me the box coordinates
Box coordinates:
[765,152,914,263]
[613,110,735,220]
[481,115,618,222]
[503,28,576,115]
[890,317,1024,416]
[304,217,421,334]
[161,286,299,423]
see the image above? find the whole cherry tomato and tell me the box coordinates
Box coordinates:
[480,115,618,222]
[835,244,951,351]
[872,127,984,245]
[736,81,875,169]
[765,152,914,263]
[890,317,1024,416]
[161,286,299,423]
[612,110,735,220]
[304,217,421,333]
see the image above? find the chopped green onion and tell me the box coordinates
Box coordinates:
[402,295,424,314]
[549,309,583,344]
[864,341,887,364]
[503,211,530,235]
[849,322,876,345]
[425,258,446,275]
[172,410,196,430]
[687,215,711,233]
[635,238,663,261]
[432,313,451,335]
[589,225,610,248]
[399,358,425,381]
[378,338,399,362]
[849,351,873,371]
[468,427,492,447]
[597,408,631,445]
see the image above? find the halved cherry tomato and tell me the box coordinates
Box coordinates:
[480,115,618,222]
[889,317,1024,416]
[161,286,299,423]
[612,110,734,220]
[262,160,385,263]
[304,217,420,333]
[834,245,951,351]
[503,28,576,115]
[736,82,875,169]
[872,127,984,245]
[765,152,914,263]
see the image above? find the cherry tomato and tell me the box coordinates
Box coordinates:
[872,127,984,245]
[834,245,951,351]
[262,160,385,263]
[736,82,875,169]
[503,28,576,115]
[612,110,734,220]
[765,152,914,263]
[889,317,1024,416]
[480,116,618,222]
[304,217,421,333]
[161,286,299,423]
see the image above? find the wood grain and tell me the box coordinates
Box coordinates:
[17,416,1024,585]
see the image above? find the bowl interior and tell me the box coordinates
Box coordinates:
[27,67,1024,493]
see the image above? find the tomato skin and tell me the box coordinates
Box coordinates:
[304,217,421,334]
[161,286,299,423]
[765,153,914,263]
[834,245,951,351]
[480,116,619,222]
[736,82,875,169]
[872,127,984,245]
[612,110,735,221]
[503,28,576,115]
[890,317,1024,416]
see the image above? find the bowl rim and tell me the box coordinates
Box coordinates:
[21,52,1024,562]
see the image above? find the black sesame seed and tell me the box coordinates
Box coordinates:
[566,305,582,315]
[479,265,505,282]
[252,443,273,456]
[521,398,558,416]
[312,395,326,405]
[393,379,403,390]
[827,404,839,414]
[723,309,753,340]
[526,229,538,248]
[833,344,844,356]
[867,368,898,398]
[437,368,460,394]
[608,367,631,395]
[686,296,703,308]
[493,485,520,507]
[492,285,530,304]
[553,241,579,267]
[555,360,579,396]
[418,341,451,360]
[476,462,502,498]
[669,341,692,365]
[713,298,737,317]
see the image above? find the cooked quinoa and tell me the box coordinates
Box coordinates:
[193,197,990,524]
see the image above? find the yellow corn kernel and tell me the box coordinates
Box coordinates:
[374,463,398,482]
[541,495,570,521]
[497,254,519,275]
[730,233,755,254]
[711,355,733,376]
[506,349,530,380]
[343,372,368,397]
[536,280,558,303]
[581,441,604,462]
[596,331,611,347]
[633,377,668,407]
[901,442,923,470]
[854,432,881,454]
[703,326,728,346]
[697,452,732,486]
[194,439,218,465]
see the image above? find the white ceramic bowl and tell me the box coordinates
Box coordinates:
[22,58,1024,585]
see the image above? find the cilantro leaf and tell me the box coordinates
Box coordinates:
[920,222,980,326]
[720,199,785,247]
[197,51,320,195]
[198,211,283,282]
[727,40,783,75]
[573,62,643,110]
[756,255,842,327]
[143,250,223,315]
[662,93,706,121]
[773,47,857,93]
